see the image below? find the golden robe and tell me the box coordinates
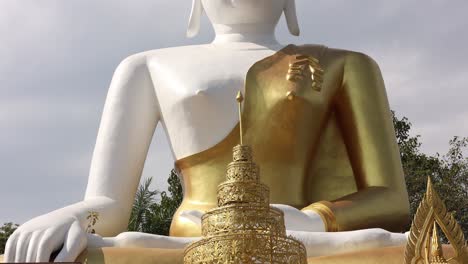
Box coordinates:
[171,44,410,237]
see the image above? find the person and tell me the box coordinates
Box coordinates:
[5,0,410,262]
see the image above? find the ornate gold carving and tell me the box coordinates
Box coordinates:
[302,201,339,232]
[86,211,99,234]
[200,204,285,237]
[428,222,448,264]
[183,93,307,263]
[226,161,259,182]
[217,181,269,206]
[404,178,467,264]
[286,54,323,91]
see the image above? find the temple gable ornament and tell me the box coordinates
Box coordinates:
[404,178,467,264]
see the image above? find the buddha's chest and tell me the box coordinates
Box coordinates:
[146,48,279,158]
[148,49,276,119]
[146,46,341,159]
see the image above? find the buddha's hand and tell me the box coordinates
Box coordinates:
[4,212,87,263]
[180,204,325,232]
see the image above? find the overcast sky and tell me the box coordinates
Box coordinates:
[1,0,467,225]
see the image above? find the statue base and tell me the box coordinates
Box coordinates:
[72,245,457,264]
[0,245,461,263]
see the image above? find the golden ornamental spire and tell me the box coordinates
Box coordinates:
[184,92,307,263]
[236,91,244,145]
[404,177,467,264]
[428,222,447,264]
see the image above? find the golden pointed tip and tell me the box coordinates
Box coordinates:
[236,91,244,103]
[427,177,434,191]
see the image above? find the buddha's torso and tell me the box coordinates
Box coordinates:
[145,44,358,237]
[147,44,281,158]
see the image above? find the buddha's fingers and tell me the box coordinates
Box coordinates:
[36,226,67,262]
[26,230,43,262]
[14,232,32,262]
[4,231,19,262]
[54,221,87,262]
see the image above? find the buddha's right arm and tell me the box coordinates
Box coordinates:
[5,54,160,263]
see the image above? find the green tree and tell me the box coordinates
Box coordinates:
[392,111,467,238]
[0,222,19,254]
[128,169,183,235]
[128,178,160,232]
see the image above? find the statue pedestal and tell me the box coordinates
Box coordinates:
[70,246,458,264]
[0,245,461,263]
[307,245,460,264]
[75,248,184,264]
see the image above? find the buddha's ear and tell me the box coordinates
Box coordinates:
[284,0,300,36]
[187,0,204,38]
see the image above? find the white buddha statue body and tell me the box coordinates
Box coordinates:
[4,0,410,262]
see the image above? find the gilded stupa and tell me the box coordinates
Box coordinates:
[183,92,307,263]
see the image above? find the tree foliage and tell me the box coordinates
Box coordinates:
[0,222,18,254]
[128,177,160,232]
[392,111,468,238]
[128,169,183,235]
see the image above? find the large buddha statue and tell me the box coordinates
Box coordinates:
[4,0,411,262]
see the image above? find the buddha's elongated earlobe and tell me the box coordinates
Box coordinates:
[284,0,300,36]
[187,0,204,38]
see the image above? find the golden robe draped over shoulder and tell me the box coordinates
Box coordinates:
[171,44,410,237]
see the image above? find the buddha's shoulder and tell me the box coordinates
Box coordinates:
[117,44,212,66]
[296,44,379,69]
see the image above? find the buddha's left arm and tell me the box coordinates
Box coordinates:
[304,52,410,232]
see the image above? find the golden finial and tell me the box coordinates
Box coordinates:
[429,222,447,264]
[431,222,441,253]
[404,177,467,264]
[426,177,434,200]
[236,91,244,145]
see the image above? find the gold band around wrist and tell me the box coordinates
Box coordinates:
[302,201,339,232]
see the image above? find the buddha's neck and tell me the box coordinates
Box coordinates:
[211,22,280,47]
